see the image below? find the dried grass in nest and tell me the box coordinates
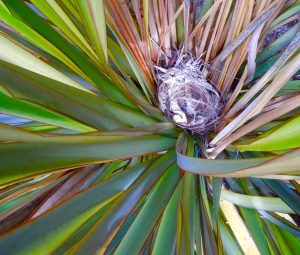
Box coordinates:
[156,51,223,134]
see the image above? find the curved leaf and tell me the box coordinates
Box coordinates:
[234,116,300,151]
[220,190,294,214]
[177,134,300,177]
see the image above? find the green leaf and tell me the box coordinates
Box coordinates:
[56,0,82,22]
[104,213,137,254]
[212,177,223,228]
[219,216,243,255]
[281,80,300,90]
[194,179,203,254]
[239,207,271,255]
[0,191,34,216]
[264,179,300,215]
[235,179,271,255]
[113,35,154,103]
[268,221,300,255]
[199,176,218,255]
[177,152,270,175]
[0,61,157,130]
[31,0,100,65]
[0,160,152,254]
[114,164,179,255]
[0,133,175,186]
[199,0,214,19]
[253,54,280,80]
[177,134,300,177]
[76,0,108,63]
[178,173,196,254]
[276,80,300,96]
[260,211,300,238]
[68,150,176,254]
[0,175,68,232]
[256,23,300,65]
[152,183,181,255]
[271,2,300,28]
[2,0,131,105]
[0,2,89,81]
[0,90,95,132]
[234,116,300,151]
[0,33,91,92]
[0,123,41,142]
[54,200,115,255]
[107,37,136,78]
[220,189,294,213]
[178,136,196,254]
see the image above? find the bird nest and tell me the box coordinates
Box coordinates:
[156,52,223,134]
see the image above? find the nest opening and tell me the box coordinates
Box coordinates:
[156,52,223,134]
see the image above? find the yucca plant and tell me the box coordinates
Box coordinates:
[0,0,300,254]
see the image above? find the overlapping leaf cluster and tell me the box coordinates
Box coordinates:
[0,0,299,254]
